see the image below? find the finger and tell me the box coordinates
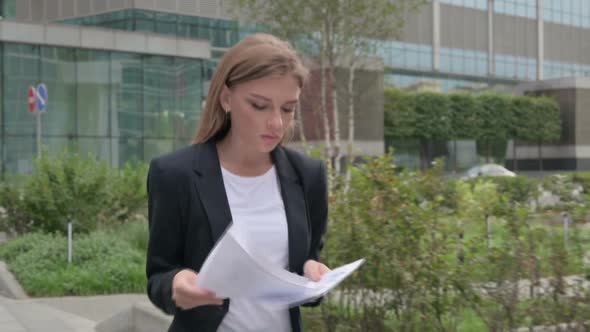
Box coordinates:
[310,266,322,281]
[181,286,218,300]
[319,264,331,275]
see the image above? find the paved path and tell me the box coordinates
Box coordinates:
[0,294,152,332]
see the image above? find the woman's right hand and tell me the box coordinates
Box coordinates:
[172,269,224,310]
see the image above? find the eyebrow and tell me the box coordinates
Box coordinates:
[248,93,298,104]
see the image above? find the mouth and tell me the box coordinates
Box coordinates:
[261,134,280,143]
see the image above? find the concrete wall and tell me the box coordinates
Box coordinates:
[16,0,231,22]
[0,20,211,59]
[575,89,590,169]
[511,78,590,171]
[440,5,487,52]
[15,1,590,70]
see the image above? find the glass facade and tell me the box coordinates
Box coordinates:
[376,41,432,70]
[385,73,515,93]
[61,9,263,49]
[494,0,537,18]
[544,0,590,28]
[0,0,16,19]
[494,54,537,80]
[440,0,488,10]
[440,48,488,76]
[544,60,590,79]
[0,42,205,175]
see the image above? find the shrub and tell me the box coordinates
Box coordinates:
[488,176,539,206]
[0,230,145,296]
[322,153,468,331]
[0,149,148,235]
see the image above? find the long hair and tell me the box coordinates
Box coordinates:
[193,33,309,144]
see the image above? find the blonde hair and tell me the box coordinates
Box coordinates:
[193,33,309,144]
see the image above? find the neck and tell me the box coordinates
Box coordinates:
[216,131,273,175]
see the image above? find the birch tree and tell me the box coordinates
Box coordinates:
[228,0,426,171]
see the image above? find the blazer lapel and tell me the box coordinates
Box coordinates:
[192,142,310,273]
[192,141,233,243]
[272,147,310,273]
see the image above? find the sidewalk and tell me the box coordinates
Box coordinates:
[0,293,163,332]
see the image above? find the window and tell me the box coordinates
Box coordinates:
[544,60,590,79]
[494,0,537,19]
[1,42,206,173]
[495,54,536,80]
[440,48,488,76]
[440,0,487,10]
[378,41,432,70]
[544,0,590,28]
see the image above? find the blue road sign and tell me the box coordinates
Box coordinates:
[36,83,48,113]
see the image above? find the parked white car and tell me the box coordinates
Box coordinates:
[463,164,516,179]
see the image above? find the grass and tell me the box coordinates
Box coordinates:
[0,220,148,297]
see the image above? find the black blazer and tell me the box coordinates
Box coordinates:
[146,140,328,332]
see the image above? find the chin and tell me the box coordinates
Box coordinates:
[258,141,280,153]
[259,145,277,153]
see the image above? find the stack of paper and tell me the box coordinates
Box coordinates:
[198,225,364,308]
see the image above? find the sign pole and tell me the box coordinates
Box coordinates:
[35,83,48,158]
[37,112,42,158]
[68,222,72,264]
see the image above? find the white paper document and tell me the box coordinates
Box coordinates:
[197,224,364,308]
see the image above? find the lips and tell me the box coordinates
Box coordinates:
[261,134,280,143]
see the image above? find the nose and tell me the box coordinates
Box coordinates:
[268,108,283,131]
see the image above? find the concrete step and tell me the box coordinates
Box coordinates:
[0,300,27,332]
[0,296,96,332]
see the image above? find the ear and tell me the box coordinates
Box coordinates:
[219,84,231,111]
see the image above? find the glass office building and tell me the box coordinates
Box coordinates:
[2,42,205,174]
[1,0,589,174]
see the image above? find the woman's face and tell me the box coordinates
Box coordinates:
[221,74,300,153]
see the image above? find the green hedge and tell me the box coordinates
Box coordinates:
[385,89,562,167]
[0,220,147,296]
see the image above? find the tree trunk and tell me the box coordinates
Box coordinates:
[345,61,357,192]
[513,140,518,171]
[325,17,340,173]
[420,140,428,171]
[538,141,543,171]
[485,214,491,249]
[320,24,331,169]
[332,71,341,173]
[486,143,492,163]
[453,140,458,173]
[295,103,308,152]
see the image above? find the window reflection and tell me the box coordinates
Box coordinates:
[494,54,537,80]
[1,42,205,175]
[494,0,537,19]
[440,48,488,76]
[544,0,590,28]
[440,0,487,11]
[60,9,261,50]
[544,60,590,79]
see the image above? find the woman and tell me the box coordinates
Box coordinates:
[146,33,330,332]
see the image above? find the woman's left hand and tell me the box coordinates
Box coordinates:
[303,259,331,281]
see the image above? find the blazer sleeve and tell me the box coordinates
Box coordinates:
[146,159,186,315]
[307,161,329,262]
[302,160,329,308]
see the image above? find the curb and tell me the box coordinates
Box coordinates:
[95,301,171,332]
[0,261,27,299]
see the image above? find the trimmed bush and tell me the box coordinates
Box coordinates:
[0,221,147,296]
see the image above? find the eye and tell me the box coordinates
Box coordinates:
[282,107,296,113]
[251,102,267,110]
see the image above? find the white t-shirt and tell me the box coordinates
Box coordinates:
[217,165,291,332]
